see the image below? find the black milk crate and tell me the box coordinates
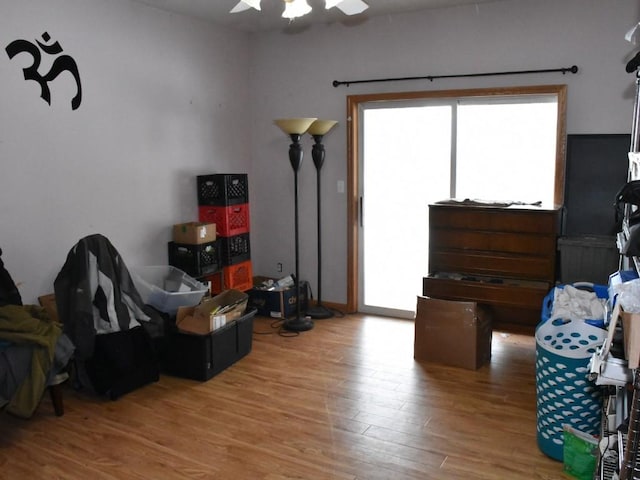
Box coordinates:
[220,233,251,266]
[197,174,249,206]
[168,240,220,277]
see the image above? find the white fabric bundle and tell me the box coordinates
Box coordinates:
[549,284,606,322]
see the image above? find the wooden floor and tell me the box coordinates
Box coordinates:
[0,313,563,479]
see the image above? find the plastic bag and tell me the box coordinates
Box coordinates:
[612,277,640,313]
[562,425,598,480]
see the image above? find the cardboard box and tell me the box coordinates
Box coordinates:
[622,309,640,369]
[173,222,216,244]
[38,293,60,323]
[248,277,309,318]
[414,296,492,370]
[176,289,248,335]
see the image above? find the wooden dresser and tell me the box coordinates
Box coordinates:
[423,202,561,332]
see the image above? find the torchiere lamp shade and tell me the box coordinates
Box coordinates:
[274,118,317,135]
[274,118,316,172]
[308,119,338,136]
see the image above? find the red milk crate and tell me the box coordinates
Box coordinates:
[204,261,252,294]
[198,203,250,237]
[204,270,224,295]
[223,260,253,292]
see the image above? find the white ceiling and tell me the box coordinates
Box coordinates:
[132,0,505,32]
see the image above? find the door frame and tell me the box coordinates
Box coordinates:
[345,84,567,313]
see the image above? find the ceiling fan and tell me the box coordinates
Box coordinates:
[230,0,369,19]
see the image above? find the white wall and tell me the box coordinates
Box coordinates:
[2,0,639,308]
[249,0,640,305]
[0,0,250,303]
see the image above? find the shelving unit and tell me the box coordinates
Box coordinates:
[598,391,623,479]
[617,132,640,480]
[594,73,640,480]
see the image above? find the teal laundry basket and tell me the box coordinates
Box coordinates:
[535,318,606,461]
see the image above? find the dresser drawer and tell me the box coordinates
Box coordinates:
[423,275,550,310]
[429,228,557,256]
[429,204,560,234]
[429,250,556,282]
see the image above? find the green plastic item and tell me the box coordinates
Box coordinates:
[563,425,598,480]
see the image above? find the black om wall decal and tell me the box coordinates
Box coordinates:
[5,31,83,110]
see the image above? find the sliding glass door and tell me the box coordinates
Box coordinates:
[351,86,565,318]
[358,103,452,318]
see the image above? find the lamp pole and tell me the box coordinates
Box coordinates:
[305,120,338,319]
[288,133,310,330]
[274,118,317,332]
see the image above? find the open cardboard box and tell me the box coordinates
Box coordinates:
[176,289,248,335]
[248,276,309,318]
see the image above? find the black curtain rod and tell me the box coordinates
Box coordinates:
[332,65,579,88]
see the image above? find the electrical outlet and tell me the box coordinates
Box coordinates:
[277,262,283,272]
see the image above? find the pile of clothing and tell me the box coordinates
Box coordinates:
[1,234,167,417]
[0,249,73,418]
[547,284,607,324]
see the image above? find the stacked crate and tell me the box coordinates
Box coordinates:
[197,174,253,293]
[168,222,221,279]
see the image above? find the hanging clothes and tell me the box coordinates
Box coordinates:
[54,234,150,361]
[54,234,161,397]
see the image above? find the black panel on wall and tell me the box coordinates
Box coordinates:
[563,134,630,236]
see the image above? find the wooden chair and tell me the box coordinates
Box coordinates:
[48,374,67,416]
[38,293,68,416]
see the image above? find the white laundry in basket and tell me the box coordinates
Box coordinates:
[549,285,606,323]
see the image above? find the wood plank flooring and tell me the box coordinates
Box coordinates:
[0,314,564,479]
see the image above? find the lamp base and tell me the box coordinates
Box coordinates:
[283,316,314,332]
[306,304,334,319]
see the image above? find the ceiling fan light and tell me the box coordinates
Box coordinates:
[230,0,261,14]
[325,0,342,9]
[335,0,369,15]
[282,0,312,19]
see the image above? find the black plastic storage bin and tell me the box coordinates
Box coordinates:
[168,241,220,277]
[220,233,251,266]
[197,174,249,206]
[161,307,256,381]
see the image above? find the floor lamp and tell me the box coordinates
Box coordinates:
[274,117,317,332]
[305,119,338,319]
